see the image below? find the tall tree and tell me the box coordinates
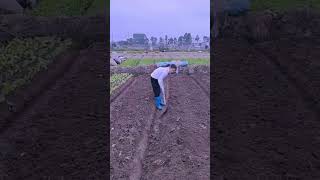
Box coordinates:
[168,37,174,45]
[159,37,164,44]
[183,33,192,45]
[150,36,157,46]
[203,36,209,43]
[173,37,178,45]
[178,36,184,46]
[127,38,133,45]
[165,35,168,45]
[195,35,200,43]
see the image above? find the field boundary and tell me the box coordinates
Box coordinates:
[111,65,210,75]
[129,78,170,180]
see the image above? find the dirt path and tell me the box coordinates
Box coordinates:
[141,75,210,180]
[0,47,108,179]
[110,75,155,179]
[213,39,320,179]
[110,74,210,179]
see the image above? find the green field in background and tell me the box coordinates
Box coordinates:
[120,58,210,67]
[251,0,320,11]
[86,0,105,15]
[30,0,105,16]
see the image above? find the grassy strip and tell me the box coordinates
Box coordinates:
[120,59,140,67]
[121,58,210,67]
[188,58,211,65]
[30,0,105,16]
[251,0,320,11]
[86,0,105,15]
[0,37,72,102]
[110,73,132,94]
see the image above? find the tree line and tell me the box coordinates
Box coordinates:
[150,33,209,46]
[123,33,209,46]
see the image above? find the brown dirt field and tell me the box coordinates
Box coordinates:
[213,38,320,179]
[110,75,155,179]
[256,38,320,113]
[110,73,210,179]
[0,45,108,179]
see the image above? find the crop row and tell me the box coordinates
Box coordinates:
[110,73,132,94]
[0,37,72,102]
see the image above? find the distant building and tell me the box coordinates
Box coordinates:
[132,33,148,45]
[122,33,149,50]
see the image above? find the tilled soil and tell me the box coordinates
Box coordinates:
[110,75,154,179]
[110,74,210,179]
[256,38,320,113]
[0,48,108,179]
[190,74,210,97]
[213,38,320,179]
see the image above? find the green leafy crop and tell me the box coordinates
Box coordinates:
[110,73,132,94]
[0,37,72,102]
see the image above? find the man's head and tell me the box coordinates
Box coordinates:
[169,64,177,74]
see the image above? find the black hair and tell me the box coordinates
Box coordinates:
[170,64,177,69]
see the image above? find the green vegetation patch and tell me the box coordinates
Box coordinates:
[86,0,105,15]
[31,0,105,16]
[110,73,132,94]
[120,59,141,67]
[0,37,72,102]
[251,0,320,11]
[121,58,210,67]
[188,58,210,65]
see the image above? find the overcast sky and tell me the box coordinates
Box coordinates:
[111,0,210,41]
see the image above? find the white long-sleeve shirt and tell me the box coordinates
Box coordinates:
[151,67,169,94]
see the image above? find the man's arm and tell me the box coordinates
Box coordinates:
[158,78,165,96]
[158,69,168,104]
[159,75,168,105]
[159,79,166,105]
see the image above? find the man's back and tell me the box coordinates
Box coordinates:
[151,67,169,80]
